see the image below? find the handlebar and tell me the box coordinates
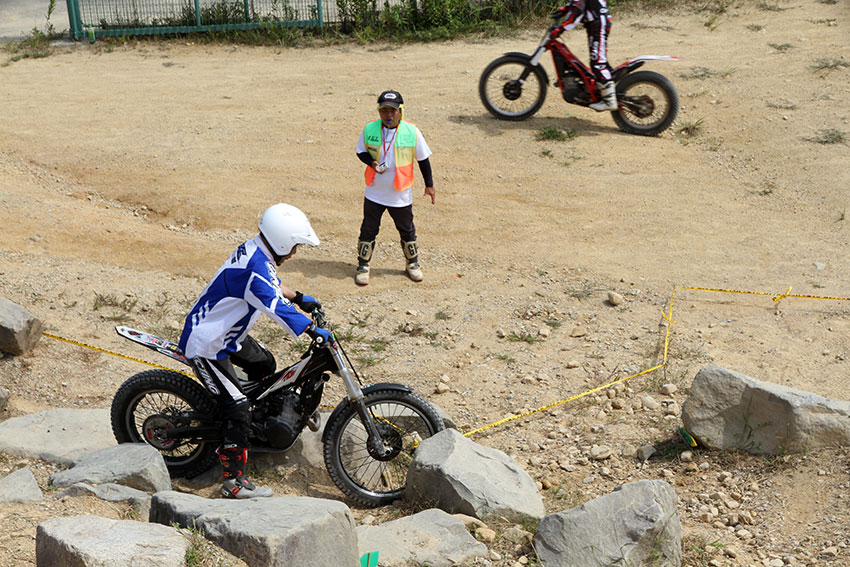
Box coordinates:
[312,307,327,329]
[307,308,334,347]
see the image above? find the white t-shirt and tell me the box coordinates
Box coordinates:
[356,123,432,208]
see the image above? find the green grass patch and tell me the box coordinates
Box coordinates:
[565,283,597,300]
[768,42,793,52]
[535,126,577,142]
[677,118,705,138]
[495,353,516,364]
[682,535,726,567]
[2,0,63,66]
[757,0,788,11]
[507,331,542,344]
[679,66,714,79]
[805,129,846,145]
[93,292,138,313]
[810,57,850,72]
[766,100,797,110]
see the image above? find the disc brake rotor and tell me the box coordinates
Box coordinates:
[502,80,523,101]
[628,94,656,118]
[366,423,403,461]
[142,415,177,451]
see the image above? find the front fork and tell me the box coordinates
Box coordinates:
[330,344,391,459]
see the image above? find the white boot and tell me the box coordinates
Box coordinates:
[590,81,617,112]
[355,240,373,286]
[355,264,370,286]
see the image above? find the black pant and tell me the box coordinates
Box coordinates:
[585,16,613,83]
[358,198,416,243]
[190,335,275,447]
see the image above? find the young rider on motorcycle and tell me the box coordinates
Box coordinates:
[551,0,617,111]
[178,203,330,499]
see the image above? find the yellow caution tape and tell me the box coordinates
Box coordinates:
[674,285,850,302]
[463,364,666,437]
[42,332,194,377]
[45,281,850,441]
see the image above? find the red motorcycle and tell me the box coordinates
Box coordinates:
[479,15,681,136]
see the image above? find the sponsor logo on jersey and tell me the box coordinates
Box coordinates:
[231,243,247,264]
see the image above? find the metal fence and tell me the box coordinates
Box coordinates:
[65,0,341,40]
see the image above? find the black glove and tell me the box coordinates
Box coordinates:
[293,291,322,313]
[551,5,568,18]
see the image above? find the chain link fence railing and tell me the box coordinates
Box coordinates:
[66,0,339,39]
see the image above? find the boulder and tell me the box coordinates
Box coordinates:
[0,385,8,414]
[56,483,152,519]
[0,409,114,464]
[0,297,42,355]
[0,466,42,503]
[150,491,358,567]
[356,508,488,567]
[535,480,682,567]
[50,443,171,493]
[36,515,188,567]
[406,428,545,521]
[682,365,850,454]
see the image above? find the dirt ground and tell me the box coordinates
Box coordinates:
[1,0,849,565]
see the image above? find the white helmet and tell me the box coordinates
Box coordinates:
[258,203,320,257]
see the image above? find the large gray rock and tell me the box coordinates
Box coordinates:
[682,365,850,454]
[0,384,8,414]
[535,480,682,567]
[0,297,42,355]
[56,483,153,519]
[150,491,358,567]
[0,466,42,503]
[357,508,488,567]
[406,428,545,521]
[50,443,171,493]
[36,515,188,567]
[0,409,115,464]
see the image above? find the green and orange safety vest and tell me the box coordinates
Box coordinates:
[363,120,418,191]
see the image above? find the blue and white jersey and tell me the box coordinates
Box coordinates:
[178,235,311,360]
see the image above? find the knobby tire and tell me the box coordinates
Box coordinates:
[111,369,219,479]
[323,389,445,507]
[611,70,679,136]
[479,55,548,121]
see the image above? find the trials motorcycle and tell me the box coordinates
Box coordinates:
[110,308,444,506]
[479,14,681,136]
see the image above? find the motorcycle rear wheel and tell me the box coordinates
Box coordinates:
[323,389,445,507]
[111,369,219,478]
[612,70,679,136]
[479,55,548,121]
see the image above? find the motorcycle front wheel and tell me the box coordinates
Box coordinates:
[479,55,548,121]
[323,389,445,507]
[612,70,679,136]
[111,369,219,478]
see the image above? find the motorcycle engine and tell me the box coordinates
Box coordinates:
[262,392,302,450]
[561,72,589,105]
[256,373,328,451]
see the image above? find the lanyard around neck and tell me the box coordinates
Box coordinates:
[382,126,397,158]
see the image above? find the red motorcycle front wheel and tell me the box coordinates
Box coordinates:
[479,55,548,121]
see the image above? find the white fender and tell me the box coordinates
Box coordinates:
[623,55,683,64]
